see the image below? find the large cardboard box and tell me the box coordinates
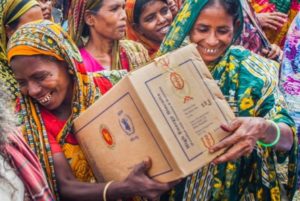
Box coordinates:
[73,44,235,183]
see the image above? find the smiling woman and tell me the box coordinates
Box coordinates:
[125,0,173,57]
[158,0,298,200]
[68,0,150,73]
[7,20,177,201]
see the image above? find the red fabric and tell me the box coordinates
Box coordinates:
[5,133,54,200]
[40,107,78,154]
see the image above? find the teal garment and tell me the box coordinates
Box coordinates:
[157,0,297,200]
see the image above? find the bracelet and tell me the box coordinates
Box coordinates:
[257,120,281,147]
[103,181,114,201]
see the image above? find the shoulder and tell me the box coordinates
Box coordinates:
[120,40,149,53]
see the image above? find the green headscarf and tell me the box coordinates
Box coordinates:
[157,0,244,56]
[0,0,39,100]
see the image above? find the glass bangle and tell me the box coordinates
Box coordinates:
[257,120,281,147]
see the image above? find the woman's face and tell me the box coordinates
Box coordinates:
[87,0,127,40]
[137,0,173,44]
[11,56,73,111]
[38,0,53,20]
[166,0,178,17]
[190,3,234,65]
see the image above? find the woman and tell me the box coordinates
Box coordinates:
[125,0,173,58]
[0,82,54,201]
[166,0,179,17]
[0,0,43,101]
[68,0,150,72]
[7,20,176,200]
[250,0,300,48]
[158,0,297,200]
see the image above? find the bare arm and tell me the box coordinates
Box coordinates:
[53,153,177,201]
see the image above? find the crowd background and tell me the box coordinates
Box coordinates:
[0,0,299,200]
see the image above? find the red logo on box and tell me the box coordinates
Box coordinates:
[170,72,184,90]
[101,126,114,147]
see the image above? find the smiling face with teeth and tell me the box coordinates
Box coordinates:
[135,0,173,44]
[189,1,235,65]
[11,55,73,115]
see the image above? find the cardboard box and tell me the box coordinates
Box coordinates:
[73,44,235,182]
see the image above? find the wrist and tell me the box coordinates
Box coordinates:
[257,120,281,147]
[106,181,134,200]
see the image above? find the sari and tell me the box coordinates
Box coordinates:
[7,20,127,199]
[68,0,150,71]
[125,0,161,58]
[158,1,298,200]
[0,0,38,100]
[250,0,300,48]
[280,13,300,187]
[237,0,271,55]
[4,132,54,201]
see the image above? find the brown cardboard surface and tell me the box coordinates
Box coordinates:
[73,44,235,182]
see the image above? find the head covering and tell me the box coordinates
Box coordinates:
[68,0,101,47]
[157,0,243,56]
[156,1,298,201]
[7,20,99,198]
[0,0,39,100]
[125,0,161,58]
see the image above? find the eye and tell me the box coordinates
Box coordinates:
[217,28,230,34]
[17,80,27,87]
[33,72,49,82]
[160,6,169,15]
[144,14,155,23]
[110,5,119,12]
[196,26,209,33]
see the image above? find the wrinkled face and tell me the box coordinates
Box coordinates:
[189,3,234,65]
[38,0,53,20]
[137,0,173,44]
[10,56,73,111]
[88,0,127,40]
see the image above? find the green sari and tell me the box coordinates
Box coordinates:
[158,0,298,201]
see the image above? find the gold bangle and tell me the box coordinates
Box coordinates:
[103,181,114,201]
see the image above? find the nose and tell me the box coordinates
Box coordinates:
[205,32,219,47]
[120,8,126,21]
[27,81,42,98]
[157,14,166,25]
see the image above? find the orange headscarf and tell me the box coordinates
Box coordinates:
[125,0,160,58]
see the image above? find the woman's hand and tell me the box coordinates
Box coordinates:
[121,157,179,200]
[209,117,271,165]
[256,12,287,30]
[262,44,283,61]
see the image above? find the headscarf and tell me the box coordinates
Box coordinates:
[157,0,243,56]
[68,0,150,71]
[158,1,297,200]
[7,20,124,199]
[0,0,39,100]
[125,0,161,58]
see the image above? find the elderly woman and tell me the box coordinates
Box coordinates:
[0,0,43,101]
[125,0,173,58]
[157,0,297,200]
[7,20,176,201]
[0,81,53,201]
[68,0,149,72]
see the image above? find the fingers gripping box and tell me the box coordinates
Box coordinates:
[73,44,235,182]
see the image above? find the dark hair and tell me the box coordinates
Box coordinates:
[82,0,104,37]
[133,0,168,24]
[203,0,241,24]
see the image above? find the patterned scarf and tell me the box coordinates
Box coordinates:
[5,132,54,201]
[7,20,126,199]
[250,0,300,47]
[158,1,298,200]
[0,0,38,100]
[68,0,150,71]
[125,0,161,58]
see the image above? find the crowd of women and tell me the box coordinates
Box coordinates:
[0,0,299,200]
